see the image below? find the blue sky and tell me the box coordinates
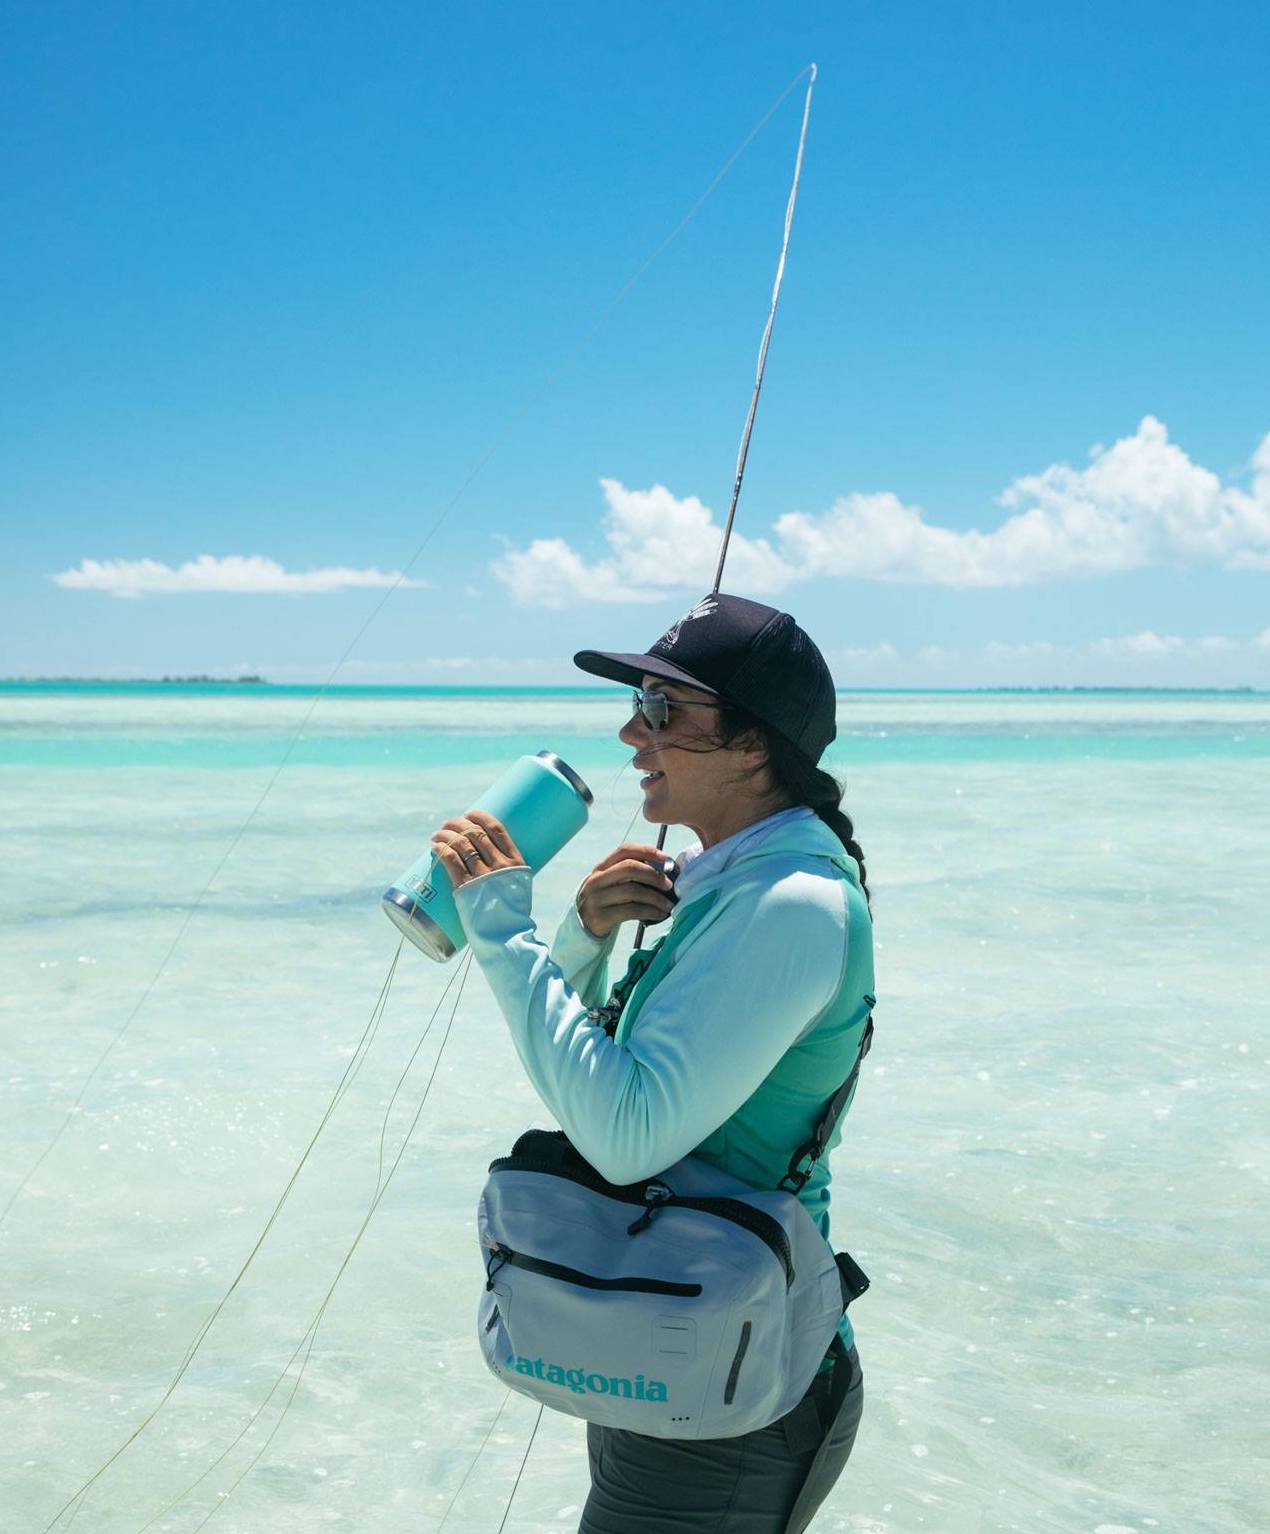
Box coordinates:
[2,0,1268,686]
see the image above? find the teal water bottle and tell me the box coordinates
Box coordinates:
[382,751,594,961]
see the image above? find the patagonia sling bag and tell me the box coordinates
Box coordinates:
[474,944,874,1440]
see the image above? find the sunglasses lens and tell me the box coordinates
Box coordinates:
[633,690,668,729]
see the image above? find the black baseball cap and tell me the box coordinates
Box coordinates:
[573,591,838,763]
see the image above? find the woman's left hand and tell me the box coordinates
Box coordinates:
[430,809,527,889]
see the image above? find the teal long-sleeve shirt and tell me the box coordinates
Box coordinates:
[453,806,874,1236]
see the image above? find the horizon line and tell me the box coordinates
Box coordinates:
[2,678,1266,696]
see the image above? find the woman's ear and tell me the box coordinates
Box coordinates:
[736,734,777,788]
[738,727,768,763]
[752,741,788,800]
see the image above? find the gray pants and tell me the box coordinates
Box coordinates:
[578,1346,863,1534]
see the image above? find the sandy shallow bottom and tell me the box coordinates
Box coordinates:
[2,695,1267,1533]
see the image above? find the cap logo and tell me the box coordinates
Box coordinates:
[659,597,718,648]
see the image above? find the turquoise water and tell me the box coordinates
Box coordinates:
[3,685,1267,769]
[1,687,1266,1533]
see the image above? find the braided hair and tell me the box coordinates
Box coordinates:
[712,700,871,912]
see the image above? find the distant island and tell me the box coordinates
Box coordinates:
[0,679,1263,695]
[981,684,1260,694]
[0,674,267,684]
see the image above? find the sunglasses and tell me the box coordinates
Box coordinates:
[630,688,718,731]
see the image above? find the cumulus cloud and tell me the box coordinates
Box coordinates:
[50,554,427,598]
[983,639,1061,659]
[492,418,1270,604]
[1090,630,1241,659]
[490,531,666,609]
[263,654,574,685]
[490,481,793,607]
[825,628,1270,689]
[832,642,900,664]
[1092,631,1189,657]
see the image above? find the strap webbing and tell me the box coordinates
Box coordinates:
[593,943,876,1198]
[779,1333,857,1534]
[778,997,875,1194]
[588,937,667,1038]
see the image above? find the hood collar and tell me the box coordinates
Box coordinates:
[672,804,860,901]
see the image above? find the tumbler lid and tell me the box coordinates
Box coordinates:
[536,750,594,805]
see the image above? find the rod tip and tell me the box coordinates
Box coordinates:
[809,62,818,82]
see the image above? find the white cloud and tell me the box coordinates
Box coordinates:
[830,642,900,664]
[209,630,1270,687]
[492,418,1270,604]
[1091,630,1240,659]
[491,480,798,606]
[490,533,665,609]
[50,554,427,599]
[1092,630,1187,657]
[490,480,795,607]
[821,628,1270,689]
[786,416,1270,585]
[261,654,572,684]
[983,640,1060,658]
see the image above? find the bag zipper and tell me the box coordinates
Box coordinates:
[487,1242,703,1297]
[488,1150,794,1288]
[723,1320,752,1405]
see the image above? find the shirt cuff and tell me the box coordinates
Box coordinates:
[452,864,536,950]
[549,887,618,976]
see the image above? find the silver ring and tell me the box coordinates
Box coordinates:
[460,849,479,869]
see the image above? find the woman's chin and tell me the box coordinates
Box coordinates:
[639,784,670,820]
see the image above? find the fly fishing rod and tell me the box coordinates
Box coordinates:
[634,61,818,952]
[0,61,813,1240]
[33,61,822,1534]
[483,64,821,1529]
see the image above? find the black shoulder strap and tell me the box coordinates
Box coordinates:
[588,937,669,1039]
[778,996,875,1195]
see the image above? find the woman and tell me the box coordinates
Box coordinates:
[431,592,874,1534]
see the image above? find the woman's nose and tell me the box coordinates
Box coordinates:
[619,712,650,748]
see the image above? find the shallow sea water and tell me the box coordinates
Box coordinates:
[1,686,1267,1533]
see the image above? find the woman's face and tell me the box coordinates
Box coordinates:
[618,673,770,845]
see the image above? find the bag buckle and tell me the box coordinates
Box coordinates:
[779,1143,819,1195]
[835,1249,870,1306]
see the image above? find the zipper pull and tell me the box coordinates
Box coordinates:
[484,1241,511,1289]
[627,1181,673,1235]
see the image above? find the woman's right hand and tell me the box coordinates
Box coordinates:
[576,843,677,939]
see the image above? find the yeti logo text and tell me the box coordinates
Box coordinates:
[659,598,718,648]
